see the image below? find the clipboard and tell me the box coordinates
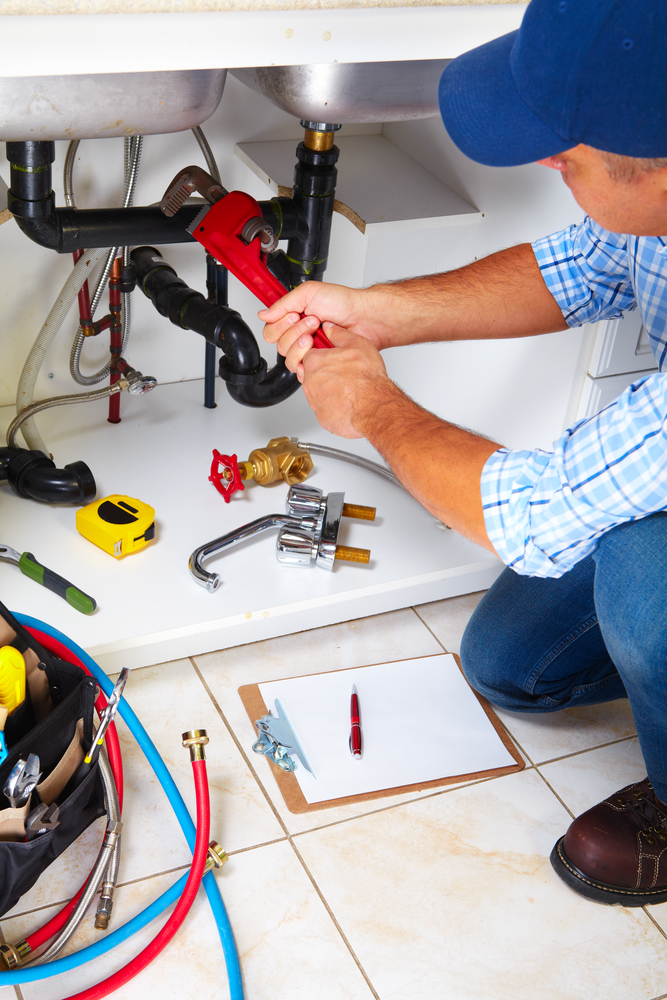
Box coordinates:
[239,654,524,814]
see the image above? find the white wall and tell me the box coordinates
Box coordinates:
[0,73,590,454]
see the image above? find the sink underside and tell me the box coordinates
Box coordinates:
[231,61,449,125]
[0,69,226,141]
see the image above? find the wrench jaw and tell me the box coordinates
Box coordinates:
[25,802,60,841]
[3,753,41,810]
[0,545,21,568]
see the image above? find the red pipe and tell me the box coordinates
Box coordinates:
[66,757,210,1000]
[107,256,123,424]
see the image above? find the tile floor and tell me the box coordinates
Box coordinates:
[2,592,667,1000]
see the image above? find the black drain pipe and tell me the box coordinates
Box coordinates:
[131,247,300,407]
[285,123,341,286]
[6,141,213,253]
[0,448,96,504]
[6,141,307,254]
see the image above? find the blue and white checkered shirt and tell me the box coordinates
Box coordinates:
[481,217,667,578]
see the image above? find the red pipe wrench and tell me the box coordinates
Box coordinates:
[187,191,333,349]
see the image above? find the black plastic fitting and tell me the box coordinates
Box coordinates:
[259,197,308,243]
[0,448,96,505]
[131,247,300,407]
[6,141,200,253]
[286,142,339,285]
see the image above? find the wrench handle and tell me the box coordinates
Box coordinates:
[19,553,97,615]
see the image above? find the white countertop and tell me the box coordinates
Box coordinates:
[0,4,526,76]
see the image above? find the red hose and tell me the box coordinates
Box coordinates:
[23,629,124,953]
[66,757,210,1000]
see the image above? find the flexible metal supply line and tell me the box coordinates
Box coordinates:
[293,440,402,487]
[192,125,222,184]
[70,135,143,386]
[30,746,121,966]
[6,384,122,450]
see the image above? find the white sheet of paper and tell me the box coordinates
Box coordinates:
[258,653,516,804]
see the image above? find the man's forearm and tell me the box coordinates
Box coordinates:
[364,242,568,348]
[353,378,501,551]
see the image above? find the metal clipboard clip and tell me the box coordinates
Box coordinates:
[252,699,315,776]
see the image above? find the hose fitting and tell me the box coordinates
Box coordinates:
[0,940,31,970]
[182,729,209,762]
[204,841,229,875]
[94,879,117,930]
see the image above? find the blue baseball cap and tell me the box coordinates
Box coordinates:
[438,0,667,167]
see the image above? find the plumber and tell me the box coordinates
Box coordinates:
[260,0,667,908]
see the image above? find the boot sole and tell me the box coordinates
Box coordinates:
[551,836,667,907]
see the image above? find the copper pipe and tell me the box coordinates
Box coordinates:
[108,256,123,424]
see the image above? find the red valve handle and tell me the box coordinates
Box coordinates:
[209,450,244,503]
[191,191,333,349]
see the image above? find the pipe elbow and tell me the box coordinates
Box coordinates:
[10,200,63,252]
[0,448,96,505]
[225,354,300,408]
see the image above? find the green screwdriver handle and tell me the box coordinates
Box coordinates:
[19,552,97,615]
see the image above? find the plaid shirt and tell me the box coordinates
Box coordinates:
[481,217,667,578]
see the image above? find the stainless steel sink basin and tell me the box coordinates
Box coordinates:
[0,69,226,141]
[230,61,449,124]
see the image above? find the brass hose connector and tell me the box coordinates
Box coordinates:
[182,729,209,761]
[0,939,31,970]
[204,840,229,875]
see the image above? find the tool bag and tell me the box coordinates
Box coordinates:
[0,601,106,917]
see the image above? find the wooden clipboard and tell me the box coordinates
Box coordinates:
[239,654,524,814]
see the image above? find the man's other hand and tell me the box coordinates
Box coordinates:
[297,323,390,439]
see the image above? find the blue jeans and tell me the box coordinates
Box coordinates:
[460,512,667,803]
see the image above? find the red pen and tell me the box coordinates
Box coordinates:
[349,685,362,759]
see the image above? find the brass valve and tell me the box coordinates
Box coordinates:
[240,437,313,487]
[209,437,313,502]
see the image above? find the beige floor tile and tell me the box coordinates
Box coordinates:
[413,590,486,654]
[110,659,287,874]
[293,769,667,1000]
[8,841,374,1000]
[194,608,452,833]
[495,698,636,764]
[539,737,646,817]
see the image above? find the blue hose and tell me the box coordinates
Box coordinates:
[0,875,186,984]
[5,614,244,999]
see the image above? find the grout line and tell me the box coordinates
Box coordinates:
[533,766,576,820]
[287,837,381,1000]
[189,657,291,837]
[643,908,667,947]
[284,764,538,839]
[528,733,639,769]
[410,605,449,652]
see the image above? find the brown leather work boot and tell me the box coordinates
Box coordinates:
[551,778,667,905]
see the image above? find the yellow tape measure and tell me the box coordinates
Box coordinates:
[77,495,155,558]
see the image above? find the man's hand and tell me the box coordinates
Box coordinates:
[286,321,501,552]
[259,281,387,376]
[297,323,391,439]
